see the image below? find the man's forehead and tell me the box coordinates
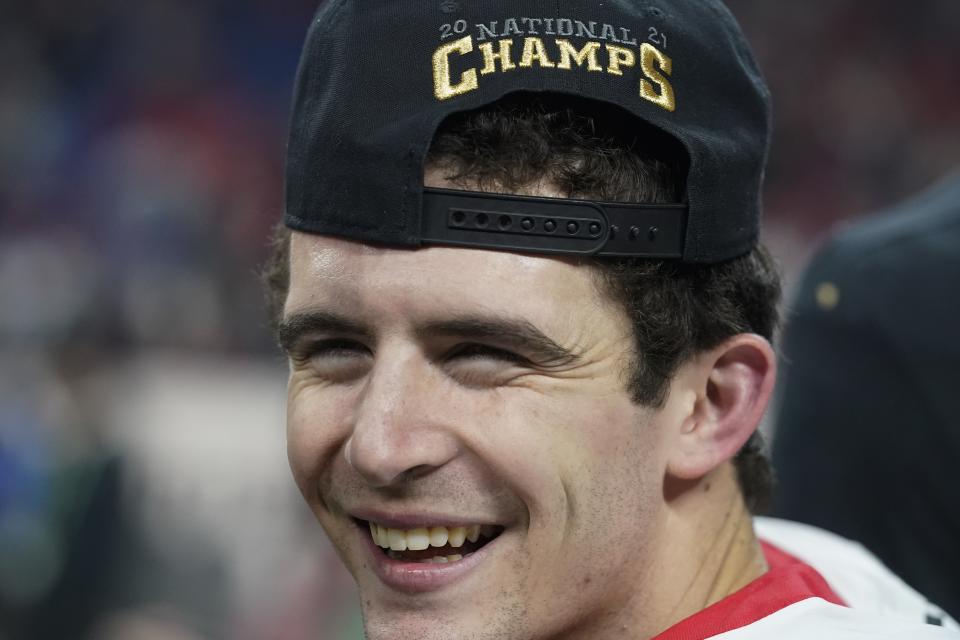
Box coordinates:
[286,230,595,316]
[289,230,563,274]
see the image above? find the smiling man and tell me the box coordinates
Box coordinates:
[265,1,959,639]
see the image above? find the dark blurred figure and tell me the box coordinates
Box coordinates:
[772,171,960,619]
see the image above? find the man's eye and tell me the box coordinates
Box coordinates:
[447,343,526,365]
[306,339,370,359]
[443,344,530,387]
[293,339,372,381]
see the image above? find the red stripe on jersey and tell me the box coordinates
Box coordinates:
[651,541,846,640]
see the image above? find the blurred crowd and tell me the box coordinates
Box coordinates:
[730,1,960,234]
[0,1,958,638]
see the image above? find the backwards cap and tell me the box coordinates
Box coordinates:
[285,0,770,263]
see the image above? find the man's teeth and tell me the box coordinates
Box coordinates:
[367,522,497,550]
[429,527,448,547]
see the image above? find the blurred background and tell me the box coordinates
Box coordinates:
[0,1,957,638]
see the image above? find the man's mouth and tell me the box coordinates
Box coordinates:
[361,520,504,564]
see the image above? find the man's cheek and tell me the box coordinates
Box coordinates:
[541,398,643,465]
[286,437,321,502]
[286,407,341,501]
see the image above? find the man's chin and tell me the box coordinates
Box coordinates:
[353,567,529,640]
[359,602,524,640]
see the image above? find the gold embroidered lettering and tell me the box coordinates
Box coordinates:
[479,38,516,74]
[605,44,635,75]
[639,42,675,112]
[519,37,556,68]
[433,36,478,101]
[556,39,602,72]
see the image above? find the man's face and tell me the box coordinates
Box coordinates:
[283,230,682,639]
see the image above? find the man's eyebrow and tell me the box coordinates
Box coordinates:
[277,310,373,353]
[416,316,580,367]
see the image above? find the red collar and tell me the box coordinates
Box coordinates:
[651,541,846,640]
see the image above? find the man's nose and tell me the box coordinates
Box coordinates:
[344,351,460,487]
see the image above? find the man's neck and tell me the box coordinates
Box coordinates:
[648,464,769,638]
[546,464,768,640]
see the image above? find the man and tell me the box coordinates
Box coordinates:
[265,1,959,638]
[773,172,960,620]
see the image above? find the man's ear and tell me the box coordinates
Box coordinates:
[666,334,776,480]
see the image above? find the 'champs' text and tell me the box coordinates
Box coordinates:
[432,33,676,112]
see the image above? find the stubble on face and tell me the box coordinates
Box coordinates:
[345,403,665,640]
[284,223,671,640]
[360,577,530,640]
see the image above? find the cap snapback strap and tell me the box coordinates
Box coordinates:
[420,187,687,258]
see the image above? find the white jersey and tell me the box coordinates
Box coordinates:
[652,518,959,640]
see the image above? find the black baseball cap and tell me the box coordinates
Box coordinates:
[284,0,770,263]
